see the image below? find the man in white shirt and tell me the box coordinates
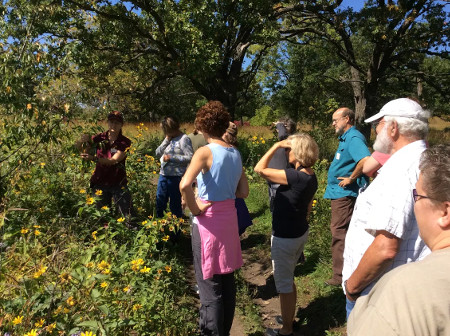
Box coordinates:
[342,98,431,318]
[348,143,450,336]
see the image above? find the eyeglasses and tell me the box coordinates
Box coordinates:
[371,119,385,130]
[332,116,346,124]
[412,189,431,203]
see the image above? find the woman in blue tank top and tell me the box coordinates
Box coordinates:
[180,101,249,336]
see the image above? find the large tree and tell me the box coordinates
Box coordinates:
[32,0,283,120]
[278,0,449,130]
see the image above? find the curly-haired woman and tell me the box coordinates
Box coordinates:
[180,101,249,335]
[255,133,319,336]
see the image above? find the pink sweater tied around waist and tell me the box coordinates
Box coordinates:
[193,198,243,280]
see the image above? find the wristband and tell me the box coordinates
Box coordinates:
[344,280,362,297]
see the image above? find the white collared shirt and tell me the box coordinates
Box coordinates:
[342,140,431,295]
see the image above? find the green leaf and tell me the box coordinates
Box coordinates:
[91,288,101,299]
[77,320,100,328]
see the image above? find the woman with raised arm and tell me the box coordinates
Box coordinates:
[254,133,319,336]
[180,101,249,336]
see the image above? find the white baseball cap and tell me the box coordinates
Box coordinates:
[365,98,428,123]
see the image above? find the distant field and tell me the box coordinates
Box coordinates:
[91,116,450,144]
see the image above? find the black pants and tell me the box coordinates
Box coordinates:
[192,223,236,336]
[91,184,136,218]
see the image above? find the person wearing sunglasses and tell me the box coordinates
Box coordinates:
[348,143,450,335]
[342,98,431,319]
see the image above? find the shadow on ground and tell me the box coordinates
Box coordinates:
[296,287,346,336]
[294,250,321,277]
[240,233,270,251]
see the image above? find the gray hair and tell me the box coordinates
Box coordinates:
[384,112,430,140]
[419,143,450,202]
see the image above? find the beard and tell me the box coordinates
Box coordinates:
[373,124,394,154]
[335,124,345,135]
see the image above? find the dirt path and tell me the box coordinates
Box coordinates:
[236,234,308,336]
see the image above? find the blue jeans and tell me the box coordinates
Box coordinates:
[346,297,356,320]
[156,175,183,218]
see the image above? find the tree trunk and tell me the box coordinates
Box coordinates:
[350,66,366,125]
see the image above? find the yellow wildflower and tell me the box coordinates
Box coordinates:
[35,318,45,327]
[100,281,108,288]
[132,303,143,311]
[81,331,95,336]
[141,220,148,226]
[95,189,103,196]
[123,286,130,292]
[63,307,70,314]
[27,103,32,110]
[152,221,157,226]
[86,262,95,268]
[117,217,125,223]
[140,266,151,273]
[165,265,172,273]
[46,322,56,332]
[40,162,46,168]
[86,197,95,205]
[92,231,97,240]
[34,229,41,236]
[33,225,41,228]
[59,272,72,284]
[101,206,109,211]
[33,265,47,278]
[80,189,86,194]
[13,315,24,325]
[24,329,38,336]
[66,296,75,306]
[252,136,257,140]
[101,268,111,275]
[97,260,110,270]
[162,235,169,242]
[21,228,29,234]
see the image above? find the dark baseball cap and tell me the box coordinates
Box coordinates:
[107,111,124,123]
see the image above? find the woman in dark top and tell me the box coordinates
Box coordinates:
[79,111,136,222]
[254,133,319,336]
